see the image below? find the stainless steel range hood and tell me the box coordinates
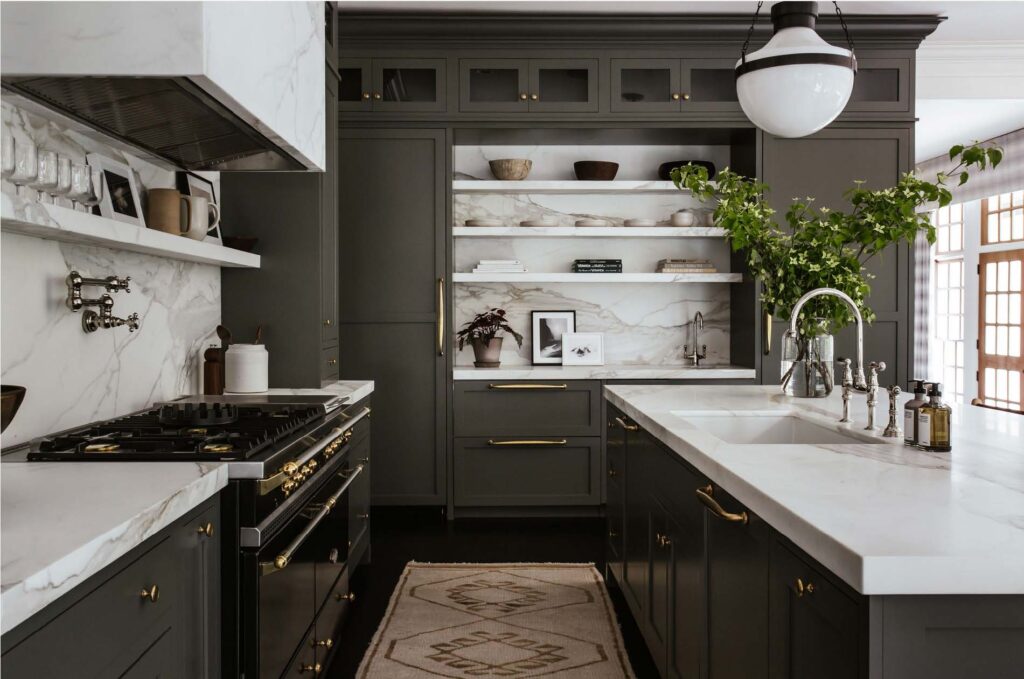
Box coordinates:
[1,76,303,171]
[1,2,325,172]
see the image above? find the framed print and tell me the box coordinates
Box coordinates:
[562,332,605,366]
[531,310,576,365]
[86,153,145,227]
[177,171,222,244]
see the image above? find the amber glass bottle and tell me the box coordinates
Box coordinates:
[917,383,952,452]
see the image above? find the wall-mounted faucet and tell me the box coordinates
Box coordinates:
[65,270,140,333]
[684,311,707,366]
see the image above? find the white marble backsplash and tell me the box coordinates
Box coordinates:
[1,102,221,446]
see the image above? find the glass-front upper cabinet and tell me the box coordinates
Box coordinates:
[611,57,739,113]
[843,58,910,113]
[459,58,598,113]
[339,58,447,113]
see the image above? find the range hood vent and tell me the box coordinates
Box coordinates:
[2,76,303,171]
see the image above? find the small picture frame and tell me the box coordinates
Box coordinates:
[531,310,576,365]
[562,332,605,366]
[86,153,145,227]
[177,171,222,244]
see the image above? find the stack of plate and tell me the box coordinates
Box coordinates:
[624,218,656,227]
[465,218,503,227]
[520,217,558,227]
[575,218,610,227]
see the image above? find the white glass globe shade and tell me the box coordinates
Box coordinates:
[736,27,855,138]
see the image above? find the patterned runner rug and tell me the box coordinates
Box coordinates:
[357,562,636,678]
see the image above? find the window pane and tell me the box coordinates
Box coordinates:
[997,325,1008,355]
[950,203,962,222]
[987,293,997,320]
[1011,260,1022,292]
[989,214,999,242]
[1010,294,1021,324]
[1014,209,1024,241]
[1010,371,1021,403]
[1001,212,1012,241]
[998,261,1009,291]
[951,222,963,250]
[985,325,996,354]
[986,263,997,291]
[1010,327,1021,358]
[1001,192,1013,210]
[985,368,996,397]
[998,293,1009,323]
[951,261,962,287]
[938,226,950,253]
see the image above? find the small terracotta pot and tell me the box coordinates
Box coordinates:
[471,337,503,368]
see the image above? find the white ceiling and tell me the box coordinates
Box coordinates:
[338,1,1024,160]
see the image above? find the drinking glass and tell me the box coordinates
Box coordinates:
[50,155,72,207]
[29,149,58,203]
[1,126,14,182]
[69,162,92,211]
[11,140,37,194]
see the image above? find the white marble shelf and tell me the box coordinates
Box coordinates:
[452,180,706,194]
[453,226,727,238]
[452,272,742,283]
[1,196,260,269]
[454,365,756,380]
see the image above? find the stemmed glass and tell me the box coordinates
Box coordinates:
[10,139,38,198]
[29,149,58,203]
[50,155,72,208]
[1,126,15,183]
[68,162,92,212]
[82,167,104,215]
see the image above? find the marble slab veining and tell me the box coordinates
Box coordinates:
[1,462,229,634]
[605,384,1024,595]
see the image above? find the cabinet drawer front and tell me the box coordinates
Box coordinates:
[314,567,352,669]
[321,345,339,381]
[454,436,601,506]
[454,380,601,436]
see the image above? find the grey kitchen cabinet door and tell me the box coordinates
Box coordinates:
[459,58,530,112]
[647,494,673,676]
[703,483,770,679]
[760,127,913,388]
[322,72,339,346]
[622,424,655,623]
[371,58,447,112]
[324,1,338,72]
[339,58,372,111]
[606,406,628,582]
[845,57,912,113]
[116,627,179,678]
[338,128,446,505]
[664,464,705,679]
[679,58,741,112]
[768,540,863,679]
[177,500,221,679]
[529,59,599,112]
[610,58,682,113]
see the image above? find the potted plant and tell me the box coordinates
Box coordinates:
[456,308,524,368]
[671,143,1002,397]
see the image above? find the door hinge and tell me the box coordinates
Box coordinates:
[977,263,981,274]
[976,370,980,382]
[976,339,980,350]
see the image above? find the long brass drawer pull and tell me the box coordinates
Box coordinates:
[614,417,639,432]
[437,277,445,357]
[696,485,749,524]
[487,439,568,446]
[487,383,568,390]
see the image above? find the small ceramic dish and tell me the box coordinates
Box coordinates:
[624,218,656,227]
[465,218,504,227]
[520,218,558,227]
[575,218,610,227]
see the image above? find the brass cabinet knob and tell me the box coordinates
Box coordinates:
[328,359,338,366]
[139,584,160,603]
[372,92,382,100]
[607,467,618,478]
[312,638,334,649]
[196,522,214,538]
[323,318,332,327]
[608,529,618,538]
[359,456,369,464]
[530,93,539,101]
[519,92,528,101]
[358,513,369,520]
[682,93,691,101]
[795,578,815,597]
[671,92,681,101]
[336,591,356,602]
[299,662,322,674]
[361,92,370,100]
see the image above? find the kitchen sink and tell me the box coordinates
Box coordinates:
[672,412,885,445]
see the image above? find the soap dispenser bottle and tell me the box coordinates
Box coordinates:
[903,380,928,446]
[917,382,952,452]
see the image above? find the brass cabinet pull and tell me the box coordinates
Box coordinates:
[327,358,337,366]
[530,93,539,101]
[336,591,356,602]
[437,277,445,356]
[358,513,369,520]
[312,638,334,649]
[607,467,618,478]
[487,439,568,446]
[323,318,332,327]
[299,662,322,674]
[196,522,214,538]
[671,92,681,101]
[614,416,639,432]
[695,485,749,524]
[519,92,528,100]
[609,529,618,538]
[763,310,772,356]
[139,584,159,603]
[487,383,567,390]
[655,532,672,548]
[795,578,815,597]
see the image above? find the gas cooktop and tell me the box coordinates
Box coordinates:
[27,400,330,461]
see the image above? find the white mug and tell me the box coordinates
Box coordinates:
[181,194,220,241]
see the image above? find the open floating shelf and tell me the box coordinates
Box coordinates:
[453,226,726,238]
[452,180,705,194]
[452,272,742,283]
[1,197,260,268]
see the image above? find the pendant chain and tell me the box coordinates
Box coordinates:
[833,1,856,53]
[739,1,764,64]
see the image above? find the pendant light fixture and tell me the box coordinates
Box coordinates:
[735,1,857,138]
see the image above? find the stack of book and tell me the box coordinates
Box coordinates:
[573,259,623,273]
[656,258,718,274]
[472,259,527,273]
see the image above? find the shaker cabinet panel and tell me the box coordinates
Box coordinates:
[680,58,741,112]
[371,58,447,112]
[459,59,530,112]
[845,58,911,113]
[338,58,372,111]
[611,58,682,113]
[453,380,601,437]
[529,58,599,112]
[322,72,339,345]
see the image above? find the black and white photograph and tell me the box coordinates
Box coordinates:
[177,171,223,244]
[562,332,605,366]
[86,153,145,227]
[531,310,575,364]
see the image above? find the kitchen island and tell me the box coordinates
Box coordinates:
[604,384,1024,679]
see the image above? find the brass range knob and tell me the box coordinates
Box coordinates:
[196,522,214,538]
[336,591,356,603]
[361,92,370,100]
[312,638,334,649]
[519,92,528,101]
[139,584,160,603]
[282,479,298,495]
[299,662,322,674]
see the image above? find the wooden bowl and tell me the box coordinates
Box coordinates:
[1,385,26,433]
[574,161,619,181]
[488,158,532,181]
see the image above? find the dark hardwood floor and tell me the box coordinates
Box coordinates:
[327,507,658,678]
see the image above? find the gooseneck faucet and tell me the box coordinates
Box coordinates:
[684,311,707,366]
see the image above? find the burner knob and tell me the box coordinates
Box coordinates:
[306,459,318,472]
[282,479,298,495]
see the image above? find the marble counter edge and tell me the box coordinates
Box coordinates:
[453,366,756,380]
[255,380,375,404]
[1,462,228,635]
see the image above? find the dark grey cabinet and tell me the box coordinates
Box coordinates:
[611,57,738,113]
[459,58,599,112]
[606,408,627,580]
[845,57,912,114]
[338,57,371,111]
[340,58,446,112]
[338,128,446,505]
[453,381,601,437]
[222,69,339,387]
[324,1,337,72]
[1,496,221,679]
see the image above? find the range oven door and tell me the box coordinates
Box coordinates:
[242,454,364,678]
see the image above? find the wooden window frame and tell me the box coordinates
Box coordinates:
[977,248,1024,413]
[981,191,1024,246]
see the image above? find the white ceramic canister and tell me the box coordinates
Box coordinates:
[671,209,696,227]
[225,344,269,393]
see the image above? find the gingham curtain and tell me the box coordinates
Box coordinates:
[913,232,931,380]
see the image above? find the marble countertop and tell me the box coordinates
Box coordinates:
[1,462,228,635]
[229,380,375,406]
[453,365,755,380]
[605,384,1024,595]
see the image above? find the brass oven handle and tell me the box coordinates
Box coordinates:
[487,439,567,446]
[437,277,445,356]
[695,485,749,524]
[487,383,567,390]
[614,416,639,432]
[259,465,365,576]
